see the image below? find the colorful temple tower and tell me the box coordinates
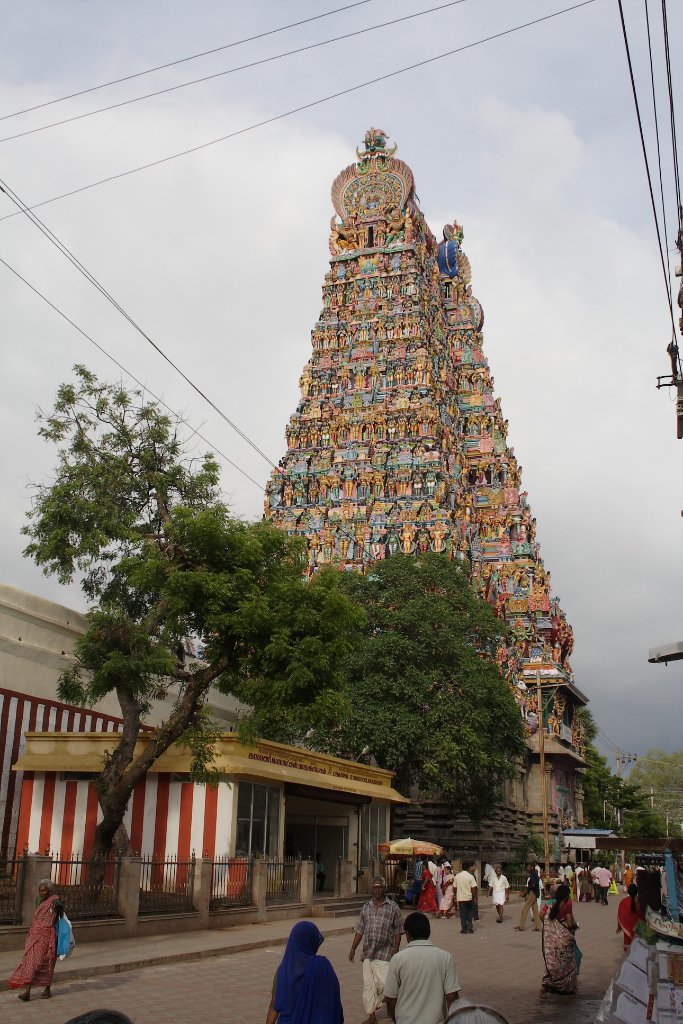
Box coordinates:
[266,130,587,858]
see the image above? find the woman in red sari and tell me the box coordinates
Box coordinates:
[616,884,645,953]
[9,878,63,1001]
[417,866,438,915]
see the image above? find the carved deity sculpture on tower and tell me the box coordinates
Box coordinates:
[265,130,580,757]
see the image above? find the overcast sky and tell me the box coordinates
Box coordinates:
[1,0,681,766]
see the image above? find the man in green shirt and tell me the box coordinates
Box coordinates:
[384,911,460,1024]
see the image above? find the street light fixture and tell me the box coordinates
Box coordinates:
[648,642,683,664]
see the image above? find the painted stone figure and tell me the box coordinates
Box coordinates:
[264,131,582,800]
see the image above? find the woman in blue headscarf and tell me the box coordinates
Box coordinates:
[266,920,344,1024]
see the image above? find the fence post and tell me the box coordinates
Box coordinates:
[299,860,315,911]
[252,859,268,923]
[193,858,212,928]
[117,857,141,935]
[20,854,53,925]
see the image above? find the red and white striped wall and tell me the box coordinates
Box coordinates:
[0,688,122,854]
[16,771,235,860]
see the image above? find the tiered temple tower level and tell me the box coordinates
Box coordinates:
[266,130,586,829]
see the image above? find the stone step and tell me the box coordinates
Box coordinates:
[312,896,368,919]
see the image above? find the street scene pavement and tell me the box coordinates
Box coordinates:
[0,898,623,1024]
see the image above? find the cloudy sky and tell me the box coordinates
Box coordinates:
[1,0,681,764]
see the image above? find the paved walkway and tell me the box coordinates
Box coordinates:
[0,897,622,1023]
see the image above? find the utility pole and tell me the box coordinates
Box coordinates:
[656,208,683,437]
[536,672,551,882]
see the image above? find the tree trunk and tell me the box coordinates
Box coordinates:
[85,660,229,864]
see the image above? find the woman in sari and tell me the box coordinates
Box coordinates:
[417,865,439,915]
[579,867,593,902]
[616,884,645,953]
[8,878,63,1001]
[440,862,455,918]
[540,883,578,999]
[266,920,343,1024]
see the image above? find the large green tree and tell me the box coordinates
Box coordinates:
[23,367,362,859]
[629,749,683,838]
[245,553,527,822]
[582,744,667,838]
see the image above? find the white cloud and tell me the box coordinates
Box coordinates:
[1,0,681,760]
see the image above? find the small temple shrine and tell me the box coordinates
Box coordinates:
[265,129,588,859]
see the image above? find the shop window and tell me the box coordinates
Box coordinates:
[236,782,281,857]
[360,802,388,867]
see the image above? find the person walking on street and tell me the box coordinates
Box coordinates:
[384,911,460,1024]
[488,864,510,923]
[515,864,542,932]
[595,864,612,906]
[349,876,403,1024]
[591,864,601,903]
[8,879,64,1001]
[454,861,478,934]
[266,920,343,1024]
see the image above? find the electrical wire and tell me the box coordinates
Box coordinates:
[615,0,679,348]
[0,254,265,491]
[0,0,471,146]
[660,0,682,236]
[0,176,281,472]
[1,248,371,556]
[0,0,380,123]
[0,0,598,225]
[643,0,673,313]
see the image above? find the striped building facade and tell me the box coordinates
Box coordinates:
[15,769,233,861]
[0,688,122,854]
[15,733,407,872]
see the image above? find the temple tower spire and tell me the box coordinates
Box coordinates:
[265,132,585,816]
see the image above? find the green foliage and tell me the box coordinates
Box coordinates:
[582,743,667,838]
[22,368,363,855]
[514,827,544,866]
[251,553,527,822]
[629,749,683,838]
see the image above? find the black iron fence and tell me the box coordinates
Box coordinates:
[0,849,26,924]
[138,854,196,915]
[210,857,253,911]
[50,853,121,920]
[266,858,301,905]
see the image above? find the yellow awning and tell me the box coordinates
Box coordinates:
[15,733,409,804]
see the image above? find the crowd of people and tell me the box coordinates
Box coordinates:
[5,864,648,1024]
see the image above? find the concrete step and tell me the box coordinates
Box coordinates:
[312,896,368,919]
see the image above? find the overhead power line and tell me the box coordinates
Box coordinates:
[615,0,679,348]
[660,0,682,236]
[0,176,280,473]
[0,0,471,146]
[0,0,598,225]
[0,255,264,492]
[0,0,380,123]
[643,0,673,314]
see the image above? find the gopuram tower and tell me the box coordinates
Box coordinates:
[266,129,588,859]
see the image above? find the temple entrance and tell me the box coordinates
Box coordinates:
[284,789,362,893]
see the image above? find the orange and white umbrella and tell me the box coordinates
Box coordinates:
[377,837,444,857]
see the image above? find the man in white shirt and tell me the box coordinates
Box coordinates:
[384,911,460,1024]
[488,863,510,923]
[595,864,612,905]
[454,861,478,934]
